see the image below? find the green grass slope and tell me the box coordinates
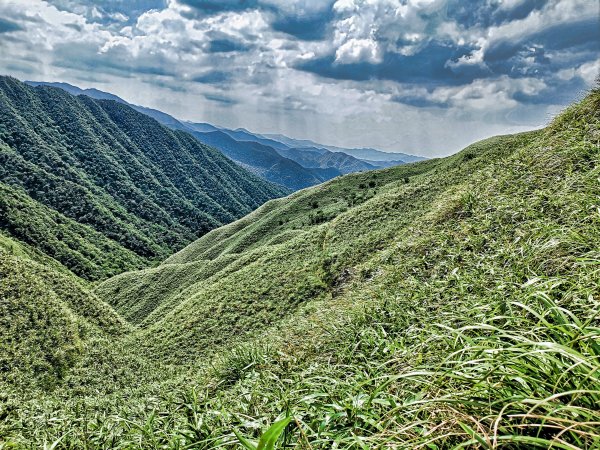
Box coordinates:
[0,76,287,280]
[95,152,446,327]
[97,131,533,359]
[2,89,599,449]
[0,245,128,393]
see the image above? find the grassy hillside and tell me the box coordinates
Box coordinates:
[1,89,599,448]
[0,76,286,279]
[96,130,536,366]
[0,244,129,393]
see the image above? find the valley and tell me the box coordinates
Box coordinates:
[1,81,598,448]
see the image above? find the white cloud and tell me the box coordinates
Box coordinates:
[330,0,445,61]
[575,60,600,86]
[335,38,380,64]
[557,60,600,86]
[479,0,597,57]
[446,40,487,71]
[406,75,547,110]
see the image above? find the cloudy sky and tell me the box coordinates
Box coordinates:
[0,0,598,156]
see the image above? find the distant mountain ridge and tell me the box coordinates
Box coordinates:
[261,133,426,163]
[25,81,191,131]
[276,147,378,174]
[25,81,426,189]
[219,127,292,152]
[189,129,325,190]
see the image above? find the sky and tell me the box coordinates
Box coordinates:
[0,0,598,156]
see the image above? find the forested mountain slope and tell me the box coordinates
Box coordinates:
[1,89,598,449]
[189,129,326,190]
[25,81,387,189]
[0,76,286,279]
[25,80,192,131]
[276,146,377,174]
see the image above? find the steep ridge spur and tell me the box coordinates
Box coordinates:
[0,76,287,279]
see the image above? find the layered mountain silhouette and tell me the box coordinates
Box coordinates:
[26,81,425,190]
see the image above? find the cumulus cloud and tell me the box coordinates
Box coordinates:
[335,38,380,64]
[0,0,597,156]
[557,60,600,86]
[45,0,167,24]
[331,0,443,61]
[434,76,547,110]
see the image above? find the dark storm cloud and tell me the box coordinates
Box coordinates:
[297,41,485,87]
[52,42,177,78]
[446,0,549,28]
[192,71,232,84]
[294,2,598,108]
[178,0,260,13]
[481,18,600,93]
[490,0,549,24]
[389,92,441,108]
[296,19,600,86]
[513,76,586,105]
[203,93,239,104]
[270,6,334,41]
[179,0,335,41]
[207,38,251,53]
[485,18,600,65]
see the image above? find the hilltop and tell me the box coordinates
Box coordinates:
[1,88,599,449]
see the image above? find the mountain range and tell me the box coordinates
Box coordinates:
[2,77,599,448]
[26,81,425,190]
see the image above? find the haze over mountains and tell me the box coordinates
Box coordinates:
[26,81,425,190]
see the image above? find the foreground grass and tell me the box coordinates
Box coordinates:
[1,89,599,448]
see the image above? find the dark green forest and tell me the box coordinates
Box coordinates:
[0,77,287,279]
